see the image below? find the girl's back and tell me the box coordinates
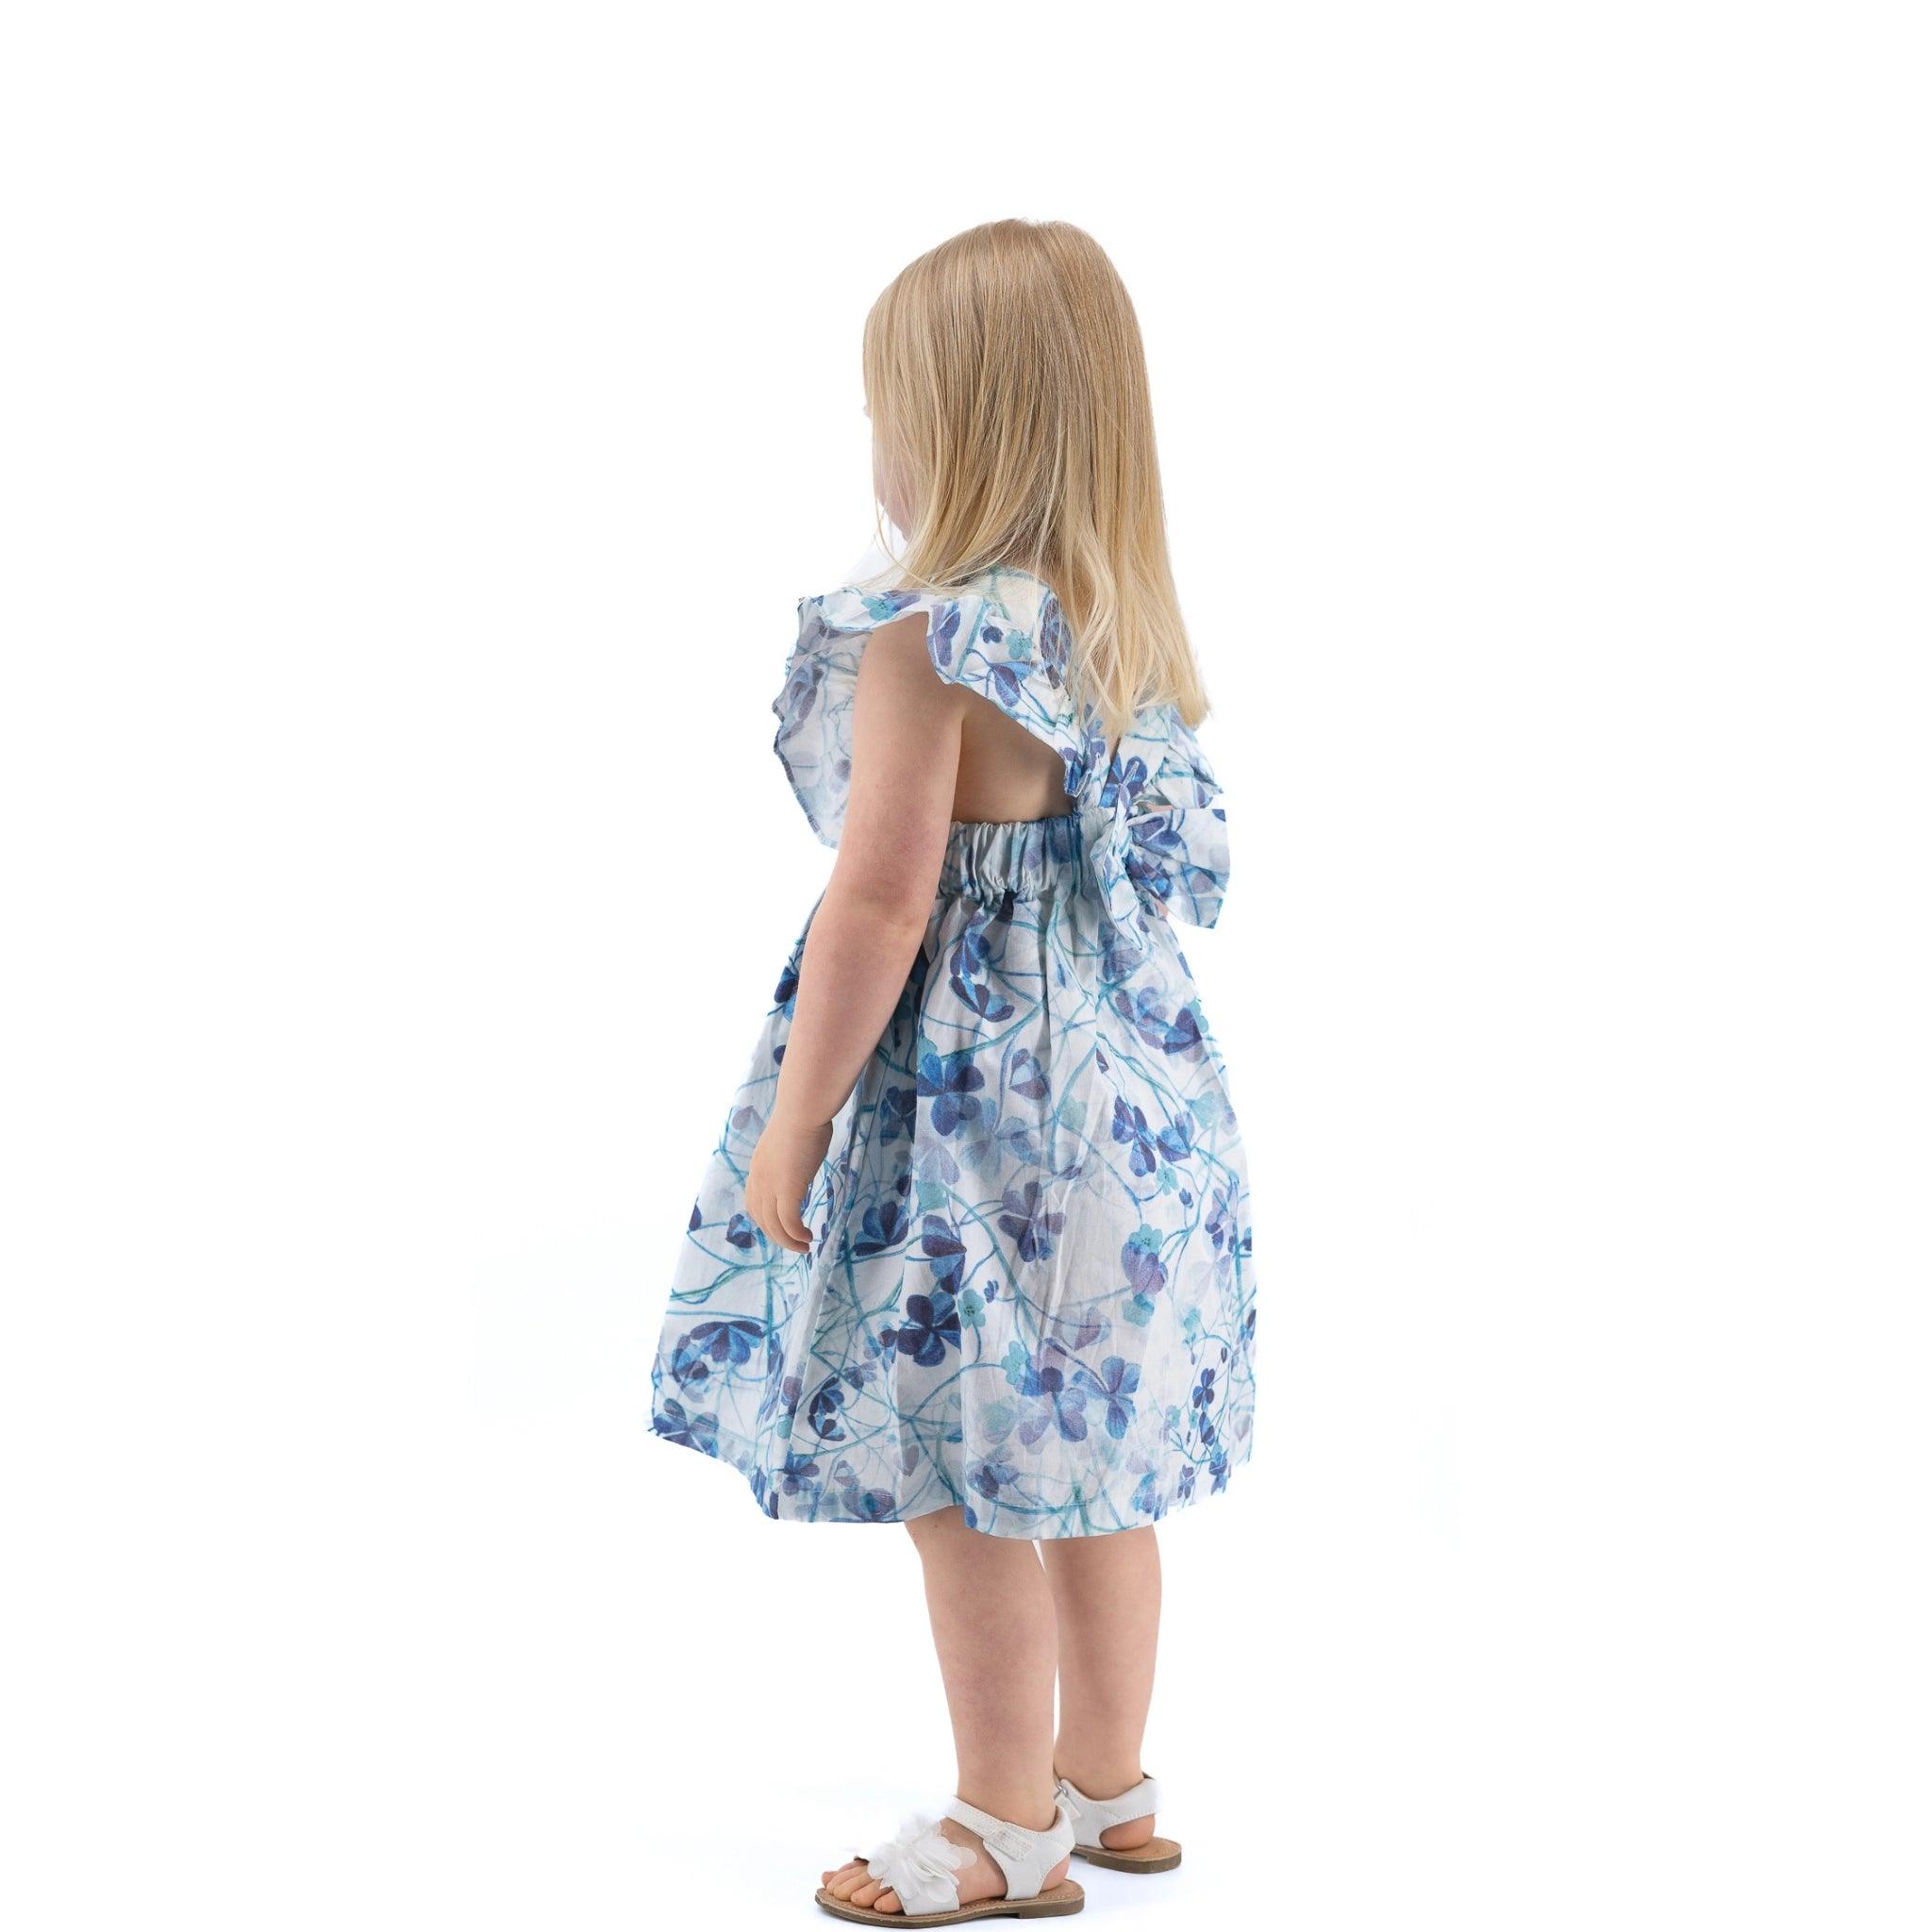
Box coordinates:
[949,648,1075,824]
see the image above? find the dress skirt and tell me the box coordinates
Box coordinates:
[648,812,1257,1539]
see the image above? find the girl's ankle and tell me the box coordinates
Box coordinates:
[955,1783,1060,1832]
[1053,1756,1146,1800]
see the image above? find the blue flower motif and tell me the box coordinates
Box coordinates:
[1018,1362,1088,1446]
[1110,1099,1169,1176]
[998,1181,1064,1262]
[774,651,826,734]
[920,1213,967,1293]
[948,917,1014,1022]
[1207,1187,1234,1250]
[756,1370,802,1428]
[887,1290,961,1368]
[852,1196,910,1258]
[1079,1355,1141,1441]
[806,1375,847,1441]
[1128,1221,1166,1298]
[918,1049,985,1136]
[652,1398,718,1456]
[928,605,961,668]
[878,1086,917,1143]
[1109,988,1206,1058]
[669,1318,762,1388]
[1191,1367,1219,1447]
[1162,1006,1205,1057]
[1100,755,1149,810]
[1008,1047,1049,1100]
[1038,597,1070,682]
[968,1456,1019,1500]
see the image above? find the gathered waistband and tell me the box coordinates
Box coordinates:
[940,815,1090,902]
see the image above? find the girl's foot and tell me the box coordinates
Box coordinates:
[1052,1771,1180,1874]
[1084,1804,1156,1853]
[818,1800,1074,1917]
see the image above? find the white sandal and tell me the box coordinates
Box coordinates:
[815,1796,1085,1924]
[1053,1773,1181,1874]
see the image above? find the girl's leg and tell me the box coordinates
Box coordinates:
[821,1506,1067,1914]
[1039,1525,1162,1850]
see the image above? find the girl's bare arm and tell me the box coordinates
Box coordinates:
[744,614,963,1252]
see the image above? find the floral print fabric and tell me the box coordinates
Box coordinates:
[649,561,1257,1537]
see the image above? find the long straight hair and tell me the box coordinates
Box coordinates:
[859,218,1208,740]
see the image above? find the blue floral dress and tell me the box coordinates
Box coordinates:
[648,558,1257,1538]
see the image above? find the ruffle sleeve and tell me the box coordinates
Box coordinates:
[772,562,1087,846]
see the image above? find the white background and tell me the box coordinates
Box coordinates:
[4,4,1927,1927]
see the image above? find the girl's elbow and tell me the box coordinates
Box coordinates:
[867,890,937,942]
[823,872,935,941]
[828,847,944,936]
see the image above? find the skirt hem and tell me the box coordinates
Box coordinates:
[646,1410,1254,1541]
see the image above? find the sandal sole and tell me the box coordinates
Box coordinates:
[1073,1838,1182,1874]
[814,1878,1086,1924]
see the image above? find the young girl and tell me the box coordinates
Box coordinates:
[648,219,1257,1924]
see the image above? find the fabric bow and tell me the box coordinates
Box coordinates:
[1084,748,1231,966]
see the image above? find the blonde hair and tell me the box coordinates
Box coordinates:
[859,218,1208,741]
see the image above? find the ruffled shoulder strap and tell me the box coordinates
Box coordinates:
[773,553,1097,844]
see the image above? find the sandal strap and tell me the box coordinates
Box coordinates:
[942,1797,1075,1901]
[1053,1771,1164,1838]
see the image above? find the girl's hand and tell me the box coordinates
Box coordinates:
[745,1110,834,1255]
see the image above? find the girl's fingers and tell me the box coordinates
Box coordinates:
[750,1181,808,1254]
[769,1193,808,1253]
[776,1188,811,1253]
